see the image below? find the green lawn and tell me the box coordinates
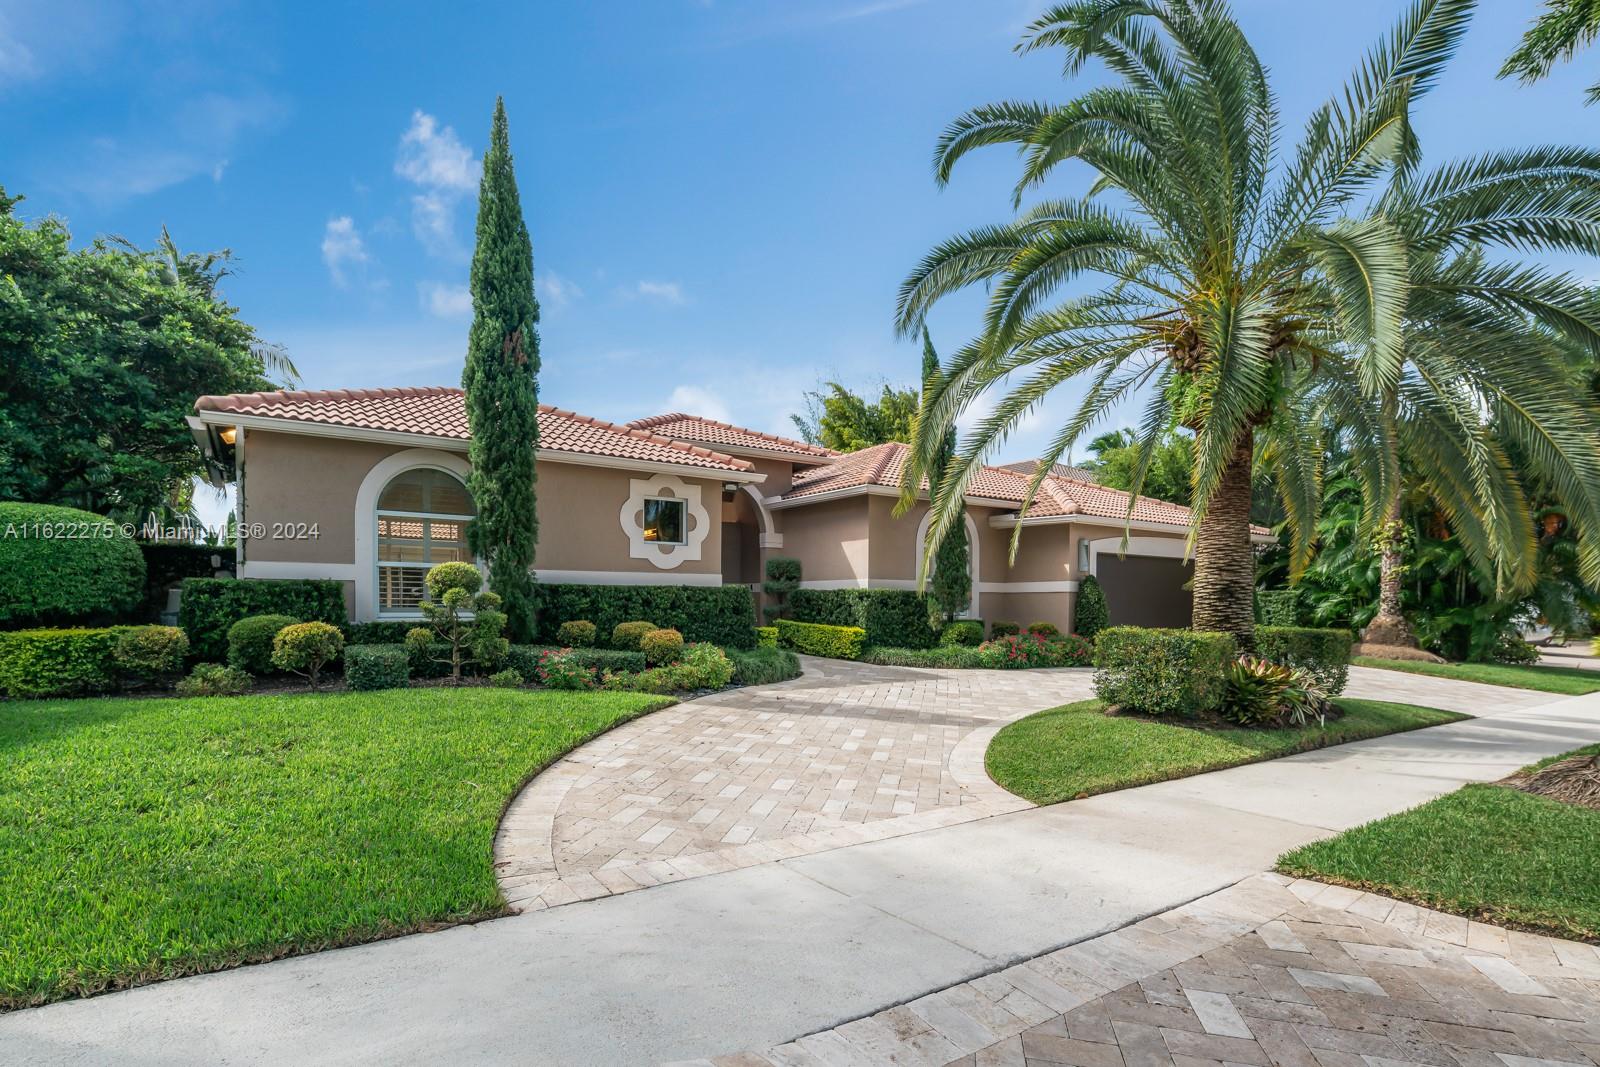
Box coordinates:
[1353,656,1600,695]
[1278,745,1600,943]
[987,699,1464,806]
[0,687,670,1010]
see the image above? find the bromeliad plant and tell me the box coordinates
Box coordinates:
[405,562,510,684]
[1222,655,1333,728]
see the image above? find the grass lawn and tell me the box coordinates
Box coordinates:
[1278,745,1600,943]
[987,699,1464,806]
[0,687,670,1010]
[1353,656,1600,695]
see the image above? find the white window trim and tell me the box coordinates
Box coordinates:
[1082,534,1191,577]
[620,474,711,570]
[354,449,478,622]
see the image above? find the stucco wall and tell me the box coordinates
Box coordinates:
[983,591,1075,634]
[778,497,869,583]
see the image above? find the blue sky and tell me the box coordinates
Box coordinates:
[3,0,1596,523]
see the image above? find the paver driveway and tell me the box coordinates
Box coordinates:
[494,657,1098,910]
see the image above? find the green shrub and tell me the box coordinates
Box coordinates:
[979,632,1094,668]
[344,644,411,691]
[271,621,345,689]
[1255,588,1302,627]
[1491,632,1540,665]
[226,614,301,674]
[137,543,233,621]
[775,619,866,660]
[179,578,346,661]
[1026,621,1061,637]
[113,625,189,679]
[1093,627,1235,715]
[990,621,1021,638]
[405,563,508,682]
[489,668,524,688]
[940,620,985,647]
[755,626,778,648]
[556,620,597,647]
[674,643,734,689]
[641,627,685,665]
[0,627,129,698]
[506,645,647,678]
[1074,576,1109,640]
[611,620,657,650]
[0,503,146,627]
[762,556,801,621]
[533,584,756,649]
[345,621,416,644]
[533,648,596,690]
[789,588,937,648]
[174,663,252,698]
[864,645,987,668]
[1221,655,1293,726]
[728,646,803,685]
[1254,626,1352,695]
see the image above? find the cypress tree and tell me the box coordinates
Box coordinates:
[922,328,971,621]
[463,98,540,641]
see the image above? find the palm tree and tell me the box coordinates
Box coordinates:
[895,0,1600,647]
[1502,0,1600,104]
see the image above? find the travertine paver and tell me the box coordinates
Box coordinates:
[494,657,1097,911]
[691,874,1600,1067]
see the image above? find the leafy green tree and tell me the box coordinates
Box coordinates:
[790,381,918,451]
[922,328,971,621]
[0,187,287,520]
[1074,574,1109,640]
[1502,0,1600,103]
[895,0,1598,648]
[463,99,541,642]
[1082,429,1194,506]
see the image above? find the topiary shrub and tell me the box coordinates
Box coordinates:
[533,584,756,648]
[272,621,345,690]
[344,644,411,691]
[775,619,866,660]
[1254,626,1352,695]
[179,578,346,662]
[728,646,802,686]
[755,626,778,648]
[227,614,301,674]
[0,627,130,698]
[174,663,252,698]
[1026,621,1061,637]
[113,625,189,681]
[640,627,685,665]
[762,556,802,621]
[1073,575,1109,640]
[1093,627,1235,716]
[405,563,508,683]
[611,620,658,651]
[989,621,1021,638]
[557,620,597,648]
[788,588,937,648]
[0,503,146,628]
[940,621,985,647]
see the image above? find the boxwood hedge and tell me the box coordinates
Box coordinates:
[1093,627,1236,716]
[0,503,146,628]
[775,619,866,660]
[179,578,347,661]
[1255,625,1353,694]
[532,583,756,649]
[788,589,937,649]
[0,627,131,698]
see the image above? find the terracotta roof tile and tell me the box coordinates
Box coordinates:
[625,412,838,458]
[194,387,754,473]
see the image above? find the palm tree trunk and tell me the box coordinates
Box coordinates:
[1360,490,1417,649]
[1192,427,1256,649]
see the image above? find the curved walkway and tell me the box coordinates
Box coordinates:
[493,657,1097,911]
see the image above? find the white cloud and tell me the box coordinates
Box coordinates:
[321,216,369,287]
[665,385,732,423]
[539,271,582,309]
[395,110,477,257]
[419,281,472,318]
[636,279,686,305]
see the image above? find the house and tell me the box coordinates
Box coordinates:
[189,386,1261,632]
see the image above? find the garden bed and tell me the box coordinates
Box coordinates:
[1277,744,1600,943]
[0,687,670,1009]
[986,698,1463,805]
[1352,656,1600,695]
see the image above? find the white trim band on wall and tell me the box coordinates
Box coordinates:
[238,561,359,581]
[1084,534,1192,577]
[976,580,1079,594]
[535,570,726,587]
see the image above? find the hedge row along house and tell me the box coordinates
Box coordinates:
[188,386,1270,632]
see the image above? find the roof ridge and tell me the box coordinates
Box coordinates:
[625,411,837,457]
[542,407,753,471]
[195,385,460,411]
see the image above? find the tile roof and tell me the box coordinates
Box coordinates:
[194,387,755,473]
[625,413,838,459]
[995,459,1101,484]
[781,441,1270,533]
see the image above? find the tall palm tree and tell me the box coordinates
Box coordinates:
[1502,0,1600,104]
[895,0,1600,646]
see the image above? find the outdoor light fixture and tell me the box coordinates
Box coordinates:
[219,427,237,445]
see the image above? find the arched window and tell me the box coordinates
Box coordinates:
[375,468,475,613]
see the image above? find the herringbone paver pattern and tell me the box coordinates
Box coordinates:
[494,657,1097,911]
[685,875,1600,1067]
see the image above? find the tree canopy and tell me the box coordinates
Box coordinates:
[790,381,917,452]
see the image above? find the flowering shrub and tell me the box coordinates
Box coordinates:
[535,648,596,690]
[598,643,734,693]
[978,632,1093,669]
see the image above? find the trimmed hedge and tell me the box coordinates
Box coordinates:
[113,625,189,678]
[0,627,130,698]
[1093,627,1235,716]
[505,645,647,679]
[137,542,234,620]
[179,578,346,662]
[227,614,301,674]
[1255,626,1352,695]
[775,619,866,660]
[755,626,778,648]
[345,644,412,691]
[990,621,1021,638]
[728,647,803,686]
[556,620,597,647]
[940,620,984,647]
[611,621,657,651]
[0,503,146,628]
[533,584,756,649]
[789,588,937,648]
[865,645,987,669]
[1255,588,1302,627]
[346,620,416,645]
[641,628,685,665]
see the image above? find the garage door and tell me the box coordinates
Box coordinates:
[1095,555,1193,628]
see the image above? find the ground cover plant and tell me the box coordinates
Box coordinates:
[1278,744,1600,942]
[0,686,669,1009]
[1353,656,1600,695]
[987,698,1461,806]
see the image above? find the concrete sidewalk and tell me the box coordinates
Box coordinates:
[3,690,1596,1066]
